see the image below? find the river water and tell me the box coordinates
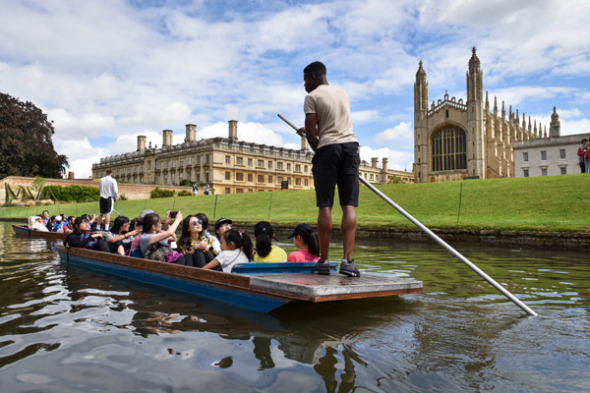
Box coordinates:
[0,222,588,392]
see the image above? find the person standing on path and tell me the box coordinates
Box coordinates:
[577,138,587,173]
[97,169,118,231]
[297,61,360,277]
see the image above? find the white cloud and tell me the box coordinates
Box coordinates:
[374,122,413,144]
[360,146,414,172]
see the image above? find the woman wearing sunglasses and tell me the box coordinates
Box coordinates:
[176,215,216,267]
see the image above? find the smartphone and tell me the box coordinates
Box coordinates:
[169,211,178,219]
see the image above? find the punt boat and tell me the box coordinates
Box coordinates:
[12,224,67,241]
[54,245,423,313]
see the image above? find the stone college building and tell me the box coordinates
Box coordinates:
[92,121,413,194]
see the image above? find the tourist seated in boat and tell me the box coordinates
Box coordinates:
[128,218,143,257]
[139,211,183,262]
[175,215,216,267]
[128,210,155,258]
[40,210,50,227]
[51,215,68,232]
[63,216,75,234]
[214,217,232,241]
[287,223,320,263]
[253,221,287,262]
[202,229,254,272]
[105,215,138,255]
[64,216,110,252]
[27,216,49,232]
[196,213,221,255]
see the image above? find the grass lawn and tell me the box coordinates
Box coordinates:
[2,174,589,232]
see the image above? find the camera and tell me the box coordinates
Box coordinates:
[169,211,178,219]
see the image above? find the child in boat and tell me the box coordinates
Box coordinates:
[176,215,216,267]
[287,223,320,263]
[139,211,183,261]
[64,216,110,252]
[203,229,253,272]
[105,215,138,255]
[253,221,287,262]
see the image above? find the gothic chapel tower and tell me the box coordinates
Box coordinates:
[413,61,428,182]
[466,47,486,178]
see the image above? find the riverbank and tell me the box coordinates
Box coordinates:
[3,174,588,248]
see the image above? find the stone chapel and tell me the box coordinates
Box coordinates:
[413,48,556,183]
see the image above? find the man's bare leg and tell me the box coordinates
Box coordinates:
[341,205,356,261]
[312,206,333,275]
[339,205,360,277]
[317,206,332,261]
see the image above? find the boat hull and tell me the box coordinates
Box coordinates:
[55,246,423,313]
[12,224,67,241]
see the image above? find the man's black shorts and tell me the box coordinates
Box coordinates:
[99,197,113,215]
[312,142,359,207]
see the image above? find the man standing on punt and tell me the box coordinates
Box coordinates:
[97,169,118,231]
[297,61,360,277]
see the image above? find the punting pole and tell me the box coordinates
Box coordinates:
[277,113,537,317]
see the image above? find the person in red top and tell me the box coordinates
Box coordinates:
[577,138,587,173]
[287,223,320,263]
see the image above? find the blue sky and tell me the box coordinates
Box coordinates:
[1,0,589,178]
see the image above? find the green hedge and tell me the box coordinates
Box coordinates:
[150,187,175,198]
[42,185,99,202]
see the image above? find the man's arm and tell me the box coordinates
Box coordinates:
[304,113,319,152]
[111,178,118,201]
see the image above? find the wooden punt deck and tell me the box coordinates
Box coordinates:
[249,273,423,303]
[54,245,423,313]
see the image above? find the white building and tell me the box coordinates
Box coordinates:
[513,108,587,177]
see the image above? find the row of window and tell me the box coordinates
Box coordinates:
[224,171,309,186]
[103,153,311,177]
[226,155,308,172]
[523,166,568,177]
[522,149,567,162]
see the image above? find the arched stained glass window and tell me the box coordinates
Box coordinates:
[431,126,466,171]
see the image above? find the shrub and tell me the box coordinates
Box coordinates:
[41,185,99,202]
[179,179,193,187]
[150,187,175,198]
[177,190,192,196]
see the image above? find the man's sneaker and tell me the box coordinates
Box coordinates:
[339,259,360,277]
[311,260,331,275]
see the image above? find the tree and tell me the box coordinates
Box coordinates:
[0,92,68,179]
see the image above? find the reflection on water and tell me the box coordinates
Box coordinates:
[1,222,588,392]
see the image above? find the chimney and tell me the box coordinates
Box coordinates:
[228,120,238,141]
[382,157,388,171]
[301,135,309,152]
[371,157,379,168]
[137,135,147,152]
[185,124,197,143]
[163,129,173,147]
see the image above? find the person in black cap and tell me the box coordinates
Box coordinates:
[287,223,320,263]
[214,218,233,240]
[253,221,287,262]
